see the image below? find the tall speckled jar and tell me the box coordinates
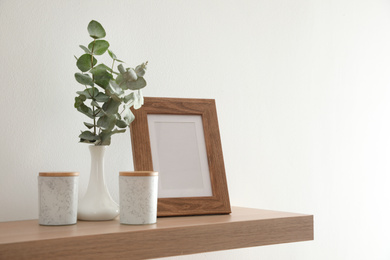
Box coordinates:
[119,171,158,225]
[38,172,79,226]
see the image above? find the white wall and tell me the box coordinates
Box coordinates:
[1,0,390,259]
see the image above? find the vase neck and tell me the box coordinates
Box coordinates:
[89,145,107,161]
[88,145,108,188]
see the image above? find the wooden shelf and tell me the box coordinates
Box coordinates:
[0,207,313,259]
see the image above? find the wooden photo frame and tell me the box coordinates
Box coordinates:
[130,97,231,217]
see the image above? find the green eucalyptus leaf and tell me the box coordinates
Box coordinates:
[133,90,144,109]
[95,109,105,117]
[74,96,84,108]
[99,128,126,145]
[105,90,122,103]
[108,49,117,60]
[115,74,125,88]
[126,77,147,90]
[115,119,128,128]
[135,62,147,77]
[102,98,121,115]
[117,64,126,74]
[77,54,97,72]
[77,103,94,119]
[80,95,87,101]
[97,115,116,131]
[91,100,100,107]
[78,103,89,113]
[79,138,95,144]
[96,64,116,75]
[79,131,99,141]
[79,45,91,54]
[75,73,94,86]
[76,87,99,99]
[107,80,124,97]
[123,68,138,82]
[98,135,111,145]
[116,67,138,89]
[122,108,135,125]
[93,63,112,71]
[87,20,106,39]
[88,40,109,55]
[95,92,110,102]
[123,93,134,104]
[104,81,123,102]
[90,64,113,89]
[83,122,95,129]
[108,50,124,63]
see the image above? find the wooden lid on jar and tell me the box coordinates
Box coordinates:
[119,171,158,176]
[39,172,79,177]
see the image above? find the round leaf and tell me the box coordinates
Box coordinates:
[122,108,135,124]
[117,64,126,74]
[77,54,97,72]
[88,40,109,55]
[116,119,128,128]
[107,80,124,97]
[123,68,138,82]
[135,62,147,77]
[75,73,94,86]
[79,131,99,141]
[95,92,110,102]
[76,87,99,99]
[90,64,113,89]
[76,104,94,119]
[74,96,84,108]
[87,20,106,39]
[126,77,147,90]
[97,115,116,131]
[102,98,121,115]
[98,128,126,145]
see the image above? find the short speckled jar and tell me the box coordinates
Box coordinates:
[119,171,158,225]
[38,172,79,226]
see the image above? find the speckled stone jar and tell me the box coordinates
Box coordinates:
[38,172,79,226]
[119,171,158,225]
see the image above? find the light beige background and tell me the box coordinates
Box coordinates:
[0,0,389,259]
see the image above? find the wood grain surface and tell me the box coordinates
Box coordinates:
[0,207,313,259]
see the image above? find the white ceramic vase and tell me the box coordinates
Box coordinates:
[77,145,119,221]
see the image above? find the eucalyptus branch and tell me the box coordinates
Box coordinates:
[74,20,148,146]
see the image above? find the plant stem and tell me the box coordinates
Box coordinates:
[90,40,96,70]
[119,105,125,115]
[90,39,97,136]
[111,59,115,76]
